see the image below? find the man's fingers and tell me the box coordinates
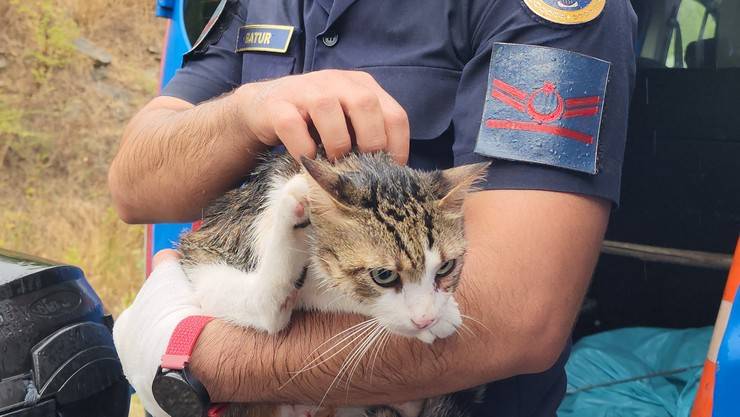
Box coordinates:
[379,99,410,164]
[341,89,388,154]
[152,249,181,269]
[271,101,317,160]
[307,95,352,161]
[349,72,410,163]
[255,71,409,163]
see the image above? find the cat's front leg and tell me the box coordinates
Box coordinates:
[191,175,311,334]
[257,173,311,282]
[249,174,312,332]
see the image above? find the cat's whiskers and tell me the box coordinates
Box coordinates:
[339,325,381,388]
[317,280,337,293]
[315,276,336,291]
[368,328,391,382]
[454,325,472,341]
[313,254,333,265]
[460,314,492,334]
[307,317,379,358]
[314,327,377,412]
[314,322,384,410]
[281,322,374,378]
[316,324,382,410]
[344,324,386,391]
[458,320,476,337]
[281,319,379,388]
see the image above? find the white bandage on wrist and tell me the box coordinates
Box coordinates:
[113,260,203,417]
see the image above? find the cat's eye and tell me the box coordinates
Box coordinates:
[370,268,400,287]
[435,259,457,278]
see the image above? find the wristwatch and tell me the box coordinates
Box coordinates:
[151,315,226,417]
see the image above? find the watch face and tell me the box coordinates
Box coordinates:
[152,371,208,417]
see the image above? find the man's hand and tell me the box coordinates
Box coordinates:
[109,70,409,223]
[113,250,195,417]
[239,70,410,163]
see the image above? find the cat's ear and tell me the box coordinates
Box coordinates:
[300,156,353,211]
[437,162,491,211]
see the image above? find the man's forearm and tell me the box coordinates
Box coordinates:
[109,89,266,223]
[109,71,414,223]
[191,309,505,406]
[190,190,609,406]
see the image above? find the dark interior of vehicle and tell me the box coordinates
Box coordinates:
[574,0,739,340]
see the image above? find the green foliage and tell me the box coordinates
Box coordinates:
[0,98,52,170]
[0,101,27,137]
[0,100,32,165]
[10,0,79,84]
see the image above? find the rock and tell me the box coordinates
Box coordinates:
[0,55,7,70]
[147,45,160,55]
[95,80,132,102]
[73,37,112,66]
[91,65,108,81]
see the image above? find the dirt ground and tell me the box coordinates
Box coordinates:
[0,1,166,415]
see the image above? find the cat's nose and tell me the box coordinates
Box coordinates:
[411,317,436,330]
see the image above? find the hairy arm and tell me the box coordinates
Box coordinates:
[108,92,266,223]
[190,189,609,405]
[109,71,410,224]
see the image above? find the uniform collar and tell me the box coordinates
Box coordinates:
[315,0,333,13]
[321,0,360,34]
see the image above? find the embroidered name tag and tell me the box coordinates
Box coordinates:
[474,43,610,174]
[236,24,294,53]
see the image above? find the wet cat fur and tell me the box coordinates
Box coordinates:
[178,152,489,417]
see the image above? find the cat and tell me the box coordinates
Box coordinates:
[178,152,489,417]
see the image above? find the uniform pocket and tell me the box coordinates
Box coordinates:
[360,66,461,140]
[241,54,296,83]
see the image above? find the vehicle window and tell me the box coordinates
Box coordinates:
[184,0,221,46]
[634,0,739,69]
[664,0,716,68]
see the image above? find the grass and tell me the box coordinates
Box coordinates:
[0,199,145,314]
[0,1,165,416]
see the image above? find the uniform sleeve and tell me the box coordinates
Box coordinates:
[452,0,638,205]
[160,1,245,104]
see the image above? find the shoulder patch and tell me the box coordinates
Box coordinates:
[474,43,610,175]
[521,0,605,26]
[184,0,238,60]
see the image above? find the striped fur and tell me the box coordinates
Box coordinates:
[178,151,489,417]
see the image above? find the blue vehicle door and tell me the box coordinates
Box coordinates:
[146,0,219,275]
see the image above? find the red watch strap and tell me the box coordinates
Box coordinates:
[208,404,228,417]
[161,315,214,370]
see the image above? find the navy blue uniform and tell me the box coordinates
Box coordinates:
[162,0,637,414]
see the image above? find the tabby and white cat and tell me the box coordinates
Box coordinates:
[178,152,488,417]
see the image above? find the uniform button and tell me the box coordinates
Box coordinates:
[322,33,339,47]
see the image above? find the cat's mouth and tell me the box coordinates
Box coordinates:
[381,321,439,339]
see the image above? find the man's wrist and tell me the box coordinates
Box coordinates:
[229,82,272,150]
[189,318,312,404]
[189,320,260,403]
[152,315,216,416]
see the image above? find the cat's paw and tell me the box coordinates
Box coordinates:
[429,317,459,340]
[280,174,311,228]
[429,298,462,340]
[416,330,437,344]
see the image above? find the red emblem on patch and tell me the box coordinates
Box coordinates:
[486,79,601,145]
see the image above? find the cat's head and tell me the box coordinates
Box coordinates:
[301,153,489,343]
